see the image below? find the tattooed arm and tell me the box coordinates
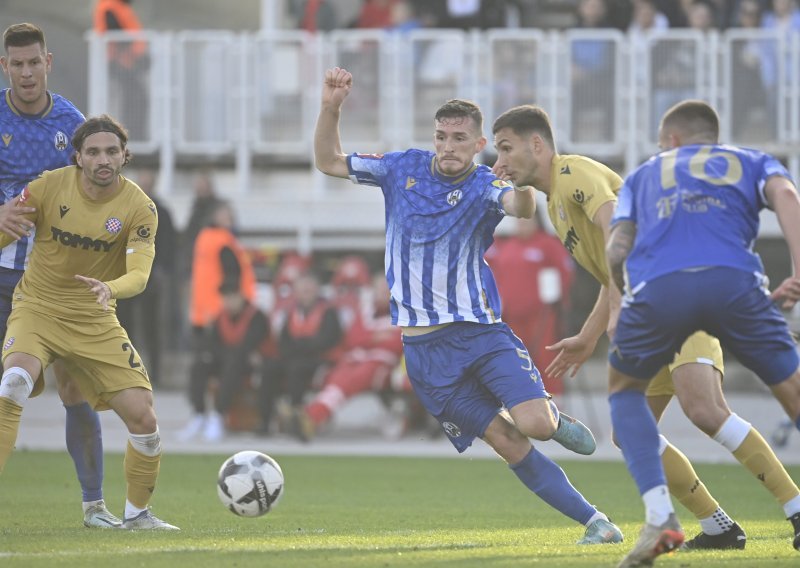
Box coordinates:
[606,220,636,295]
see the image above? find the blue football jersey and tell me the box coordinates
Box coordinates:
[613,143,793,289]
[0,89,85,269]
[347,149,513,326]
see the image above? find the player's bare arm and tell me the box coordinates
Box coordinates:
[0,194,36,241]
[314,67,353,179]
[607,220,636,295]
[74,274,112,311]
[765,176,800,309]
[545,201,616,379]
[500,184,535,218]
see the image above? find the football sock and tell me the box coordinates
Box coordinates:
[661,440,719,520]
[699,507,734,536]
[795,414,800,432]
[124,440,161,509]
[783,494,800,518]
[65,402,104,502]
[642,485,674,526]
[0,396,23,474]
[509,447,596,525]
[609,390,666,494]
[715,415,800,508]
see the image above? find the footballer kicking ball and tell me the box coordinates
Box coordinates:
[217,451,284,517]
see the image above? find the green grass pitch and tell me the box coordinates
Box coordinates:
[1,451,798,567]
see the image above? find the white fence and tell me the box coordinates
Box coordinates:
[85,28,800,244]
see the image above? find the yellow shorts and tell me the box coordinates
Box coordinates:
[646,331,724,397]
[2,304,151,410]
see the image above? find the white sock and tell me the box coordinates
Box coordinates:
[783,494,800,518]
[699,507,734,535]
[642,485,673,526]
[585,510,609,527]
[124,500,146,520]
[712,414,751,452]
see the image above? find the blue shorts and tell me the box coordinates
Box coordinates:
[0,267,23,343]
[403,322,548,453]
[610,267,799,385]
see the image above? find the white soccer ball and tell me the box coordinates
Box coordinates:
[217,451,284,517]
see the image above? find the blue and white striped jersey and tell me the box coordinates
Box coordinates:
[0,89,84,269]
[347,149,513,327]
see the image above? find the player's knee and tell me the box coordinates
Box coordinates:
[514,410,558,441]
[129,428,162,456]
[0,367,34,406]
[681,399,728,436]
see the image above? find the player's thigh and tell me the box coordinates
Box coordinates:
[707,270,799,386]
[610,274,697,380]
[64,318,151,411]
[671,362,729,434]
[0,268,23,346]
[106,386,157,434]
[2,306,60,397]
[474,323,549,410]
[402,324,503,453]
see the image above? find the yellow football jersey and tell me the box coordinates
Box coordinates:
[1,166,157,320]
[545,154,622,286]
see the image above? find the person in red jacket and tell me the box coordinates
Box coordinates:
[299,272,403,440]
[485,211,574,395]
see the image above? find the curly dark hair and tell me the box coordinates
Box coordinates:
[71,114,132,167]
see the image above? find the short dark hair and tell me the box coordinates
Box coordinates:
[660,99,719,143]
[492,105,556,149]
[71,114,132,167]
[3,23,46,53]
[435,99,483,133]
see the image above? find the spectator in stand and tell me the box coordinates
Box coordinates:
[295,0,339,33]
[179,277,269,442]
[629,0,670,40]
[730,0,775,140]
[571,0,615,141]
[435,0,509,29]
[354,0,401,28]
[685,0,719,31]
[256,253,311,435]
[760,0,800,111]
[116,169,176,383]
[298,273,403,441]
[262,272,342,442]
[182,169,222,264]
[485,212,574,396]
[183,201,256,439]
[92,0,149,140]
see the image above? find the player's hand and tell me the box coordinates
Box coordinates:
[544,335,597,379]
[492,164,511,181]
[322,67,353,110]
[770,276,800,310]
[0,195,35,240]
[74,275,112,311]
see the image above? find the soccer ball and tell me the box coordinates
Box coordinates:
[217,451,284,517]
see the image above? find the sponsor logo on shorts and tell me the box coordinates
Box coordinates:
[3,337,14,351]
[441,421,461,438]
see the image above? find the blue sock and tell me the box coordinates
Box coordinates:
[609,390,665,495]
[64,402,104,502]
[795,414,800,432]
[509,447,595,525]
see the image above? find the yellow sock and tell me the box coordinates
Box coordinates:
[0,397,23,474]
[733,429,800,506]
[662,441,719,519]
[124,441,161,509]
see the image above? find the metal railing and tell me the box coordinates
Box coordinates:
[85,28,800,243]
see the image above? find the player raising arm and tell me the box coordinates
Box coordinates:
[314,66,623,545]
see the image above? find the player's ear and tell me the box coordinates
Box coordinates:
[45,52,52,73]
[475,135,487,153]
